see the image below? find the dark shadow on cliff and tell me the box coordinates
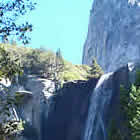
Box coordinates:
[42,78,99,140]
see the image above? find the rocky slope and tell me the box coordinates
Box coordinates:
[82,0,140,72]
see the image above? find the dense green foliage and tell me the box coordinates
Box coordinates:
[120,85,140,139]
[109,70,140,140]
[120,70,140,140]
[0,1,36,139]
[0,46,24,139]
[62,61,91,81]
[0,45,22,81]
[0,44,104,139]
[3,44,103,82]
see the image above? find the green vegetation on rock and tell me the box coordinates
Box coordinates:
[0,43,104,139]
[0,0,35,138]
[61,61,91,81]
[109,70,140,140]
[0,46,24,139]
[88,58,104,78]
[2,44,103,82]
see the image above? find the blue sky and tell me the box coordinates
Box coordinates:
[25,0,92,64]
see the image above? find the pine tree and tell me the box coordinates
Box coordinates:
[52,48,64,92]
[129,85,140,139]
[119,71,140,140]
[89,58,104,78]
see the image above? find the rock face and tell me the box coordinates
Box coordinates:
[43,78,99,140]
[3,65,140,140]
[10,75,54,140]
[83,62,140,140]
[40,62,140,140]
[82,0,140,72]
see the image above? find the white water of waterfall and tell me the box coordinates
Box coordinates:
[83,72,113,140]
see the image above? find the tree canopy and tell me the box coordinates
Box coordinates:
[0,0,36,139]
[0,0,36,44]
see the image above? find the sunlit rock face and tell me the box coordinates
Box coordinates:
[82,0,140,72]
[20,75,55,140]
[9,75,54,140]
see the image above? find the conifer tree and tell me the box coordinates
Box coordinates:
[48,48,64,92]
[89,58,103,78]
[116,70,140,140]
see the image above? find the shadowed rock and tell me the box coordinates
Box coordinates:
[43,78,99,140]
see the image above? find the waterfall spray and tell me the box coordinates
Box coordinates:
[83,72,113,140]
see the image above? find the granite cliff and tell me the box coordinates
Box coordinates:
[44,62,140,140]
[82,0,140,72]
[6,63,139,140]
[19,0,140,139]
[1,0,140,139]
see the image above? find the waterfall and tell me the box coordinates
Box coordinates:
[83,72,113,140]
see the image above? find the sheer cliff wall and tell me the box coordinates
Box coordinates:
[82,0,140,72]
